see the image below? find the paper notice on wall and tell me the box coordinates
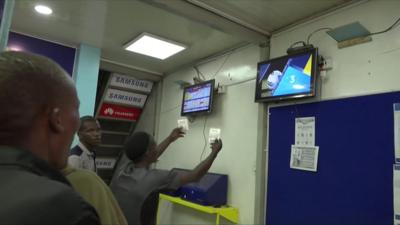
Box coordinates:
[394,165,400,225]
[394,103,400,162]
[290,145,319,172]
[295,117,315,146]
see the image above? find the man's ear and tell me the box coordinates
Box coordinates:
[49,108,64,133]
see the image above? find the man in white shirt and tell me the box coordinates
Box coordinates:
[68,116,101,172]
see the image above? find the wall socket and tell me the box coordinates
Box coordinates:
[323,57,333,70]
[217,85,226,94]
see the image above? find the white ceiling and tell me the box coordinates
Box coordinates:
[10,0,359,80]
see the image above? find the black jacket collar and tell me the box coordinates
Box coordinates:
[0,146,71,186]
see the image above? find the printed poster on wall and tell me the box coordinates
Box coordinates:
[295,117,315,146]
[394,164,400,225]
[104,88,147,108]
[99,103,142,121]
[110,73,153,93]
[290,145,319,172]
[394,103,400,162]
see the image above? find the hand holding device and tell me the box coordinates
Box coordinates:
[211,139,222,154]
[168,127,185,142]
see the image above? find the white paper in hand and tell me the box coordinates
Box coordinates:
[177,118,189,132]
[208,128,221,143]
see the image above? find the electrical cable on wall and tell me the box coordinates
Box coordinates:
[198,52,232,160]
[200,116,208,162]
[191,49,234,83]
[185,50,236,161]
[369,16,400,36]
[288,14,400,52]
[194,66,201,79]
[307,27,333,44]
[287,27,332,53]
[212,51,233,78]
[194,66,206,80]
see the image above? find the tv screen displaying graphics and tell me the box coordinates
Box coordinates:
[181,79,215,116]
[255,48,318,102]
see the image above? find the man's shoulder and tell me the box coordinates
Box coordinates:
[139,168,177,186]
[32,175,99,223]
[64,168,114,203]
[148,168,172,177]
[70,145,83,156]
[0,169,99,224]
[65,166,105,187]
[24,171,93,207]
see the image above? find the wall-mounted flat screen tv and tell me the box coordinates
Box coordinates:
[255,48,318,102]
[181,79,215,116]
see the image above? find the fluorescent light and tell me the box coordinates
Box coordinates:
[124,33,186,60]
[34,5,52,15]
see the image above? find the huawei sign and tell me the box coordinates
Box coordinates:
[104,107,114,115]
[99,103,142,121]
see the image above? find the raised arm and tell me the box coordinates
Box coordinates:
[180,139,223,185]
[155,127,185,158]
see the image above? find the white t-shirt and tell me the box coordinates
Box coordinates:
[68,142,97,172]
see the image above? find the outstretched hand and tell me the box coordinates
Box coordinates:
[210,139,223,154]
[168,127,185,142]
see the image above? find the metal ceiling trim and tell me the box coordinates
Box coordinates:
[185,0,271,37]
[9,29,78,49]
[164,41,253,76]
[100,58,164,81]
[272,0,368,35]
[139,0,268,44]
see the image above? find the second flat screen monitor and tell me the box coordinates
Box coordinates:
[181,79,215,116]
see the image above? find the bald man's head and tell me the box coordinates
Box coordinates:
[0,51,80,169]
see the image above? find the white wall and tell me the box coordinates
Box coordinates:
[270,0,400,100]
[139,1,400,224]
[155,44,263,225]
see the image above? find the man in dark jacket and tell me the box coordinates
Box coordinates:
[0,51,100,225]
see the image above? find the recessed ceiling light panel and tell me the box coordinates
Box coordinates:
[124,33,186,60]
[34,5,53,15]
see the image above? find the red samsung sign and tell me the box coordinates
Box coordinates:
[99,103,142,121]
